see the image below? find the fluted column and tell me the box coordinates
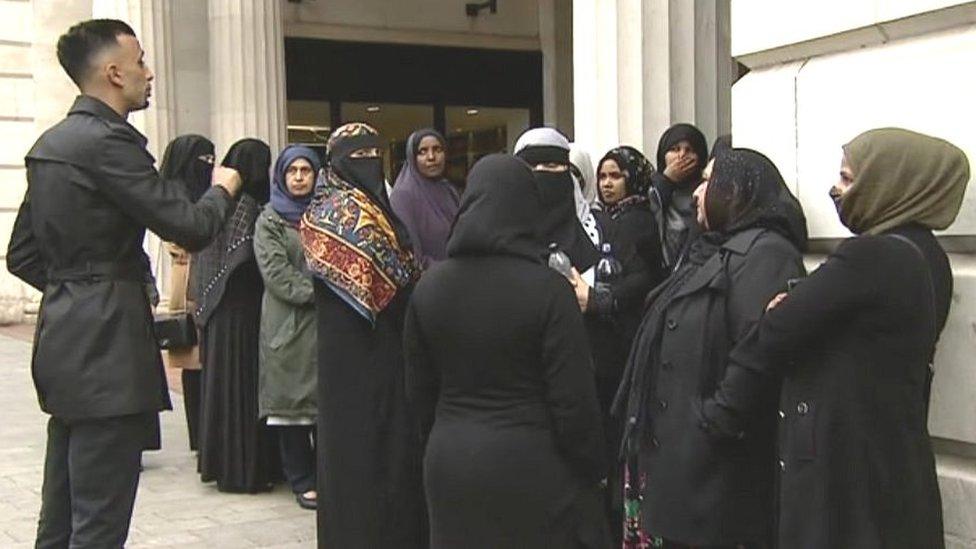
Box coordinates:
[92,0,178,305]
[208,0,287,158]
[642,0,732,152]
[573,0,731,161]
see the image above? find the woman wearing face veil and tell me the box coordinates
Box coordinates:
[405,154,609,548]
[194,138,277,493]
[701,129,969,549]
[299,123,426,548]
[514,128,600,275]
[158,134,214,452]
[617,149,807,548]
[649,123,709,269]
[390,128,459,269]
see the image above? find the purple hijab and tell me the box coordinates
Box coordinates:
[390,128,460,268]
[271,145,321,224]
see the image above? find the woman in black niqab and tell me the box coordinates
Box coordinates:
[196,137,277,493]
[447,155,547,262]
[302,122,426,548]
[158,134,215,453]
[407,154,609,549]
[514,128,600,272]
[160,134,214,203]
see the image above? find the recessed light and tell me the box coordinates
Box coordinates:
[366,105,381,113]
[454,128,463,133]
[465,108,479,116]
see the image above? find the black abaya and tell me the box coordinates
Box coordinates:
[198,260,276,493]
[314,280,426,548]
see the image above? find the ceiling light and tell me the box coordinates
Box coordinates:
[287,124,331,132]
[366,105,381,113]
[465,108,479,116]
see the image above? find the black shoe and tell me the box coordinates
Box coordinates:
[296,492,317,510]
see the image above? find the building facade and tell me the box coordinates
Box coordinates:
[0,0,973,543]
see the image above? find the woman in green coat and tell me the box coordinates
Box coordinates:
[254,145,320,510]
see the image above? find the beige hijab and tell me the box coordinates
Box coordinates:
[840,128,969,235]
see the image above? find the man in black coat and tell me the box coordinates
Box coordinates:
[6,19,242,548]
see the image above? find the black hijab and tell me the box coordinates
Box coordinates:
[597,146,654,217]
[709,134,733,162]
[160,134,214,203]
[656,123,709,184]
[448,154,547,263]
[514,129,599,271]
[191,138,271,327]
[702,148,808,253]
[223,138,272,204]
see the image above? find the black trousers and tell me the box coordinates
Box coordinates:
[36,413,151,549]
[182,369,202,451]
[276,425,316,494]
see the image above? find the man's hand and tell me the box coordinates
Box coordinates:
[213,166,243,197]
[569,267,590,312]
[663,156,698,183]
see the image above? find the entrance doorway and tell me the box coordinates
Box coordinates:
[284,38,543,187]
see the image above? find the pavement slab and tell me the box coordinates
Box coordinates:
[0,332,316,547]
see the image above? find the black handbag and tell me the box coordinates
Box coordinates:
[154,312,198,350]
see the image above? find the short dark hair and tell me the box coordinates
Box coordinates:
[56,19,136,87]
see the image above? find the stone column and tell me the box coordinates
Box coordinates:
[208,0,287,158]
[32,1,95,134]
[572,0,619,157]
[573,0,731,161]
[642,0,732,152]
[92,0,178,306]
[539,0,575,137]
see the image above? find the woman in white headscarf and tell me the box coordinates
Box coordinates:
[569,143,601,248]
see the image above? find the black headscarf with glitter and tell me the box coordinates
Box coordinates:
[702,148,807,253]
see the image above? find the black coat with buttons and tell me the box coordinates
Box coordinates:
[623,228,804,546]
[703,224,949,549]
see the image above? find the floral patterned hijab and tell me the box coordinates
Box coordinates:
[300,123,419,324]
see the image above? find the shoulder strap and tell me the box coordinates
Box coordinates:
[885,233,938,417]
[886,233,936,305]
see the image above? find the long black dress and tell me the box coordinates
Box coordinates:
[300,122,427,548]
[405,154,609,548]
[194,139,276,493]
[313,283,426,547]
[198,260,276,492]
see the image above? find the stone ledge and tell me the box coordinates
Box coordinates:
[937,453,976,546]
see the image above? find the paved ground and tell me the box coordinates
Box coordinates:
[0,330,316,548]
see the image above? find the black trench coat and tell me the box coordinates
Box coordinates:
[630,228,804,546]
[705,224,949,548]
[7,95,233,421]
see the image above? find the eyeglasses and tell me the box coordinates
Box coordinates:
[286,166,315,176]
[197,154,215,165]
